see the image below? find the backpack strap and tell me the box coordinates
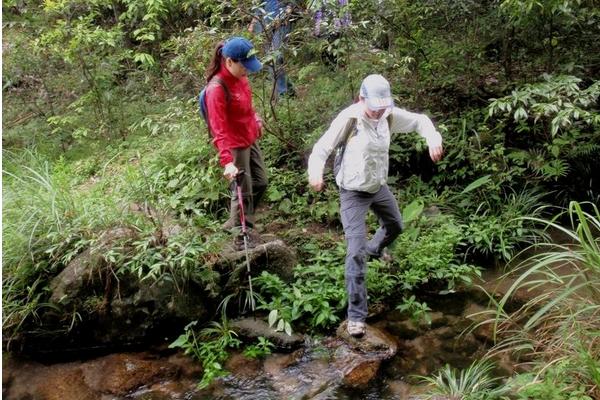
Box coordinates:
[333,117,357,179]
[204,77,231,137]
[339,117,357,148]
[339,113,391,148]
[208,76,231,103]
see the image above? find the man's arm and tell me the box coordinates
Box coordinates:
[389,108,444,162]
[307,110,354,191]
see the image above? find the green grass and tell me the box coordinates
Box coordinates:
[488,202,600,398]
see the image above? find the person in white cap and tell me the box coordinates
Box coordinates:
[307,74,444,338]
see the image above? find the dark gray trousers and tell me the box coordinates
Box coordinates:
[229,142,268,227]
[340,184,403,322]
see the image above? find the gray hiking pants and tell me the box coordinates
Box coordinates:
[229,142,268,228]
[340,184,403,322]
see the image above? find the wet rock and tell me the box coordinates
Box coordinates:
[387,380,424,398]
[166,352,203,379]
[225,352,262,379]
[367,302,389,318]
[231,317,304,351]
[3,358,97,400]
[131,379,199,400]
[81,353,179,395]
[434,326,456,339]
[269,356,339,400]
[91,278,209,346]
[332,322,398,388]
[380,319,419,340]
[43,223,209,348]
[5,351,191,399]
[36,367,98,400]
[336,321,398,357]
[339,357,381,388]
[429,312,449,329]
[425,292,470,315]
[463,302,496,343]
[263,349,304,375]
[472,320,496,344]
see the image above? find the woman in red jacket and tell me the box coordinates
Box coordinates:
[205,37,267,248]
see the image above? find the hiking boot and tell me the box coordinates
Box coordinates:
[223,216,257,231]
[380,248,393,263]
[222,217,237,231]
[347,320,366,338]
[366,248,393,263]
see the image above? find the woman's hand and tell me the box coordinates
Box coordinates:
[256,115,263,136]
[429,145,444,163]
[224,162,239,181]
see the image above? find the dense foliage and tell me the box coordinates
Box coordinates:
[3,0,599,397]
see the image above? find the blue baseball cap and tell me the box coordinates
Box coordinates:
[222,37,262,73]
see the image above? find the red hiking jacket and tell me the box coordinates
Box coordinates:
[206,64,260,167]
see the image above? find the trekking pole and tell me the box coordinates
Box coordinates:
[235,170,256,317]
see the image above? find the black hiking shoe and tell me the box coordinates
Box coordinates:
[366,248,393,263]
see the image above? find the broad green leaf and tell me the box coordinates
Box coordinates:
[169,334,188,348]
[284,322,292,336]
[462,175,491,194]
[402,199,424,223]
[268,309,278,327]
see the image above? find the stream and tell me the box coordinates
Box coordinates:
[3,270,524,400]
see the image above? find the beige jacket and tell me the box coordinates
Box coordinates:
[308,102,442,193]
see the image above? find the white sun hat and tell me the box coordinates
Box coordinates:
[359,74,394,110]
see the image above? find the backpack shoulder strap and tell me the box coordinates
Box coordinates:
[386,113,393,129]
[208,76,231,103]
[339,117,357,148]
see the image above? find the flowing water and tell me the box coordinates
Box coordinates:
[4,272,524,400]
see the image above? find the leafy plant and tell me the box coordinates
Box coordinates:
[2,149,119,338]
[255,242,347,332]
[418,359,509,400]
[396,295,432,326]
[391,212,482,293]
[169,318,242,389]
[510,361,594,400]
[243,336,275,359]
[116,229,220,295]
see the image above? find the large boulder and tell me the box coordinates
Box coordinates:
[213,238,297,292]
[29,228,296,352]
[2,352,194,400]
[49,227,137,303]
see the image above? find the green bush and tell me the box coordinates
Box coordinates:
[255,242,347,333]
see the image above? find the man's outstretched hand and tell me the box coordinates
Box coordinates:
[309,175,324,192]
[429,145,444,163]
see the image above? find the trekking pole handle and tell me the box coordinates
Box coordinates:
[234,169,246,186]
